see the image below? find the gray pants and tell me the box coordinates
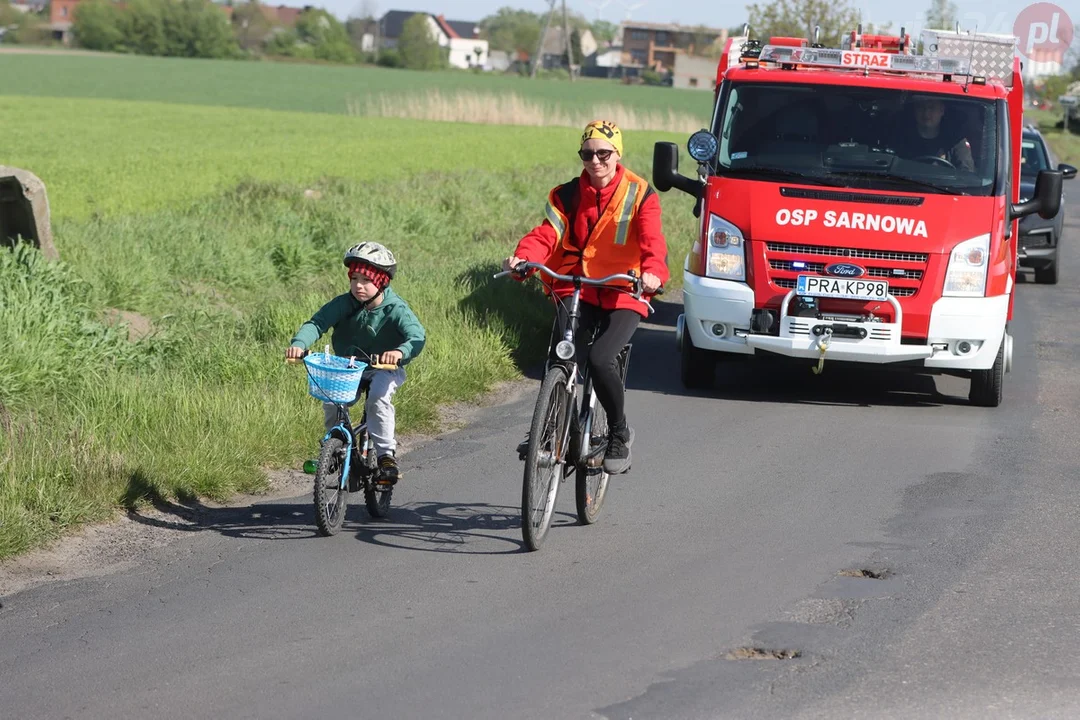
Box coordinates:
[322,367,406,457]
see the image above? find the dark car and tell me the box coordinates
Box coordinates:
[1018,125,1076,284]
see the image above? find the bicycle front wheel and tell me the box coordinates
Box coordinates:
[522,366,572,551]
[314,437,348,536]
[575,389,610,525]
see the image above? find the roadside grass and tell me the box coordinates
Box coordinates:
[0,161,699,559]
[1025,107,1080,165]
[0,96,695,220]
[0,52,714,121]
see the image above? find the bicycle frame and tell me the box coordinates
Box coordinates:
[323,387,373,491]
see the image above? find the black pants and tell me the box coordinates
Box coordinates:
[547,300,640,427]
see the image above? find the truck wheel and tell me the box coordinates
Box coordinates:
[680,327,715,389]
[1034,256,1058,285]
[969,336,1005,408]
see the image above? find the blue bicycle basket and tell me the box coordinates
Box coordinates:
[303,353,368,403]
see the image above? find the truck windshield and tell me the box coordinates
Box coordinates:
[713,82,999,196]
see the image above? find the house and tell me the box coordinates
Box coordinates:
[620,21,727,71]
[673,53,716,91]
[371,9,488,69]
[536,26,597,70]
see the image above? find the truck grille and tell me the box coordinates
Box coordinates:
[766,241,928,299]
[766,242,928,263]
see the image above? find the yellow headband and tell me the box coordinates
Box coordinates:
[581,120,623,156]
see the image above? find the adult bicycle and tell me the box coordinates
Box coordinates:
[287,348,400,536]
[494,262,661,551]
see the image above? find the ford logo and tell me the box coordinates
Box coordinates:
[825,262,866,277]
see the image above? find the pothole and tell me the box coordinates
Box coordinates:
[725,647,801,661]
[838,568,889,579]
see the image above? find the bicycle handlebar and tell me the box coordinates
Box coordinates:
[284,348,399,371]
[493,262,665,298]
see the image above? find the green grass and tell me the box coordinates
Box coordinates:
[0,52,714,119]
[0,95,698,559]
[1,95,695,220]
[1025,107,1080,166]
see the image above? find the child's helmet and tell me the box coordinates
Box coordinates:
[343,242,397,280]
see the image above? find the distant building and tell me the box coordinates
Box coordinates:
[620,21,727,71]
[371,9,488,69]
[673,54,717,91]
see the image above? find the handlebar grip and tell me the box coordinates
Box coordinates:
[370,362,400,371]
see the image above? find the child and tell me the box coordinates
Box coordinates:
[285,242,426,485]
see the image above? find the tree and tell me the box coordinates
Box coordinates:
[398,12,445,70]
[590,19,616,45]
[925,0,958,31]
[294,8,356,62]
[0,0,19,28]
[72,0,125,51]
[479,7,542,54]
[746,0,890,47]
[231,0,273,52]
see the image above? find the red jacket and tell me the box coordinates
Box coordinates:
[513,164,670,318]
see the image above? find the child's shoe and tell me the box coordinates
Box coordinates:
[377,454,400,486]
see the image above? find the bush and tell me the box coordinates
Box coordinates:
[376,48,401,68]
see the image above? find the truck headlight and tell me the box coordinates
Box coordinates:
[943,234,990,297]
[705,214,746,282]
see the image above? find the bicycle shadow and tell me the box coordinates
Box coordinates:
[122,471,324,540]
[350,501,562,555]
[120,472,550,553]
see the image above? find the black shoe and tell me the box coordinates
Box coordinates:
[376,454,399,485]
[603,423,634,474]
[516,432,529,461]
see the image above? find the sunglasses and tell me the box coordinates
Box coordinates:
[578,148,615,162]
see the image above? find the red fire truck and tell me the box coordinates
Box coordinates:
[654,27,1064,406]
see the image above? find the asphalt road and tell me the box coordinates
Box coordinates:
[2,194,1079,719]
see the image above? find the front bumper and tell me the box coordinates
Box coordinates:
[681,269,1009,371]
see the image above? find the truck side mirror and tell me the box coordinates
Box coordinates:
[1011,169,1062,221]
[1059,163,1077,180]
[652,142,704,199]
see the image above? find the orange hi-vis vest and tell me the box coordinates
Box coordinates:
[543,167,652,290]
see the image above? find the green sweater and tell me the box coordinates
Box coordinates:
[290,287,426,365]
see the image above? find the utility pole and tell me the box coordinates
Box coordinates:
[562,0,576,82]
[531,0,557,79]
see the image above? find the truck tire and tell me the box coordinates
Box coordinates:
[969,336,1005,407]
[1034,255,1058,285]
[680,327,715,389]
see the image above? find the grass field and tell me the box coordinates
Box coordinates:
[0,73,699,558]
[0,52,714,128]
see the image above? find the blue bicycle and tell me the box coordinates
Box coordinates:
[287,348,399,536]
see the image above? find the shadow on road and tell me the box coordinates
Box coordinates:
[623,325,969,409]
[351,501,561,555]
[122,474,538,553]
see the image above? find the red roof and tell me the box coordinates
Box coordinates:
[433,14,459,40]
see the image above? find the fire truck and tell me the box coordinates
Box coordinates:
[653,26,1064,406]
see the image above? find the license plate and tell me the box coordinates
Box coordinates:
[796,275,889,301]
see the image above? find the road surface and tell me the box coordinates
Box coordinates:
[2,195,1078,719]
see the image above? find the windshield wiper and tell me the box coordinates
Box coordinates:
[723,167,844,187]
[825,170,967,195]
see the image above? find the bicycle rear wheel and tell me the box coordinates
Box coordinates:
[314,437,348,536]
[575,387,610,525]
[522,366,572,551]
